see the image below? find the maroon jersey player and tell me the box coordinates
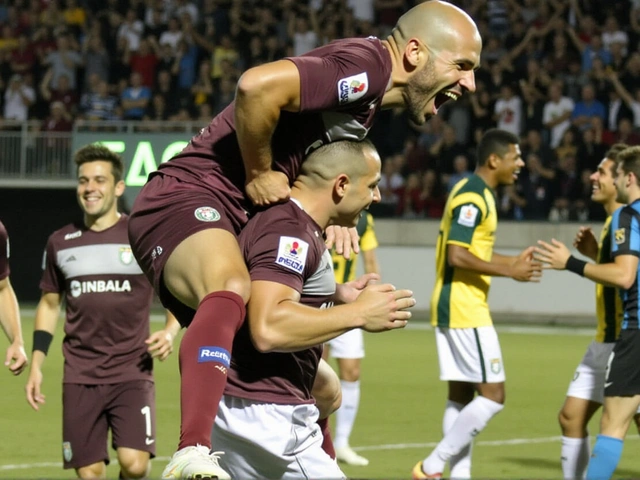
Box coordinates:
[127,2,481,477]
[0,220,27,375]
[25,145,181,480]
[212,139,415,478]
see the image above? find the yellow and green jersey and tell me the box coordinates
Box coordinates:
[431,175,497,329]
[332,213,378,284]
[595,215,623,343]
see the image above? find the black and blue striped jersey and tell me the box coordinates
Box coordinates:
[611,200,640,330]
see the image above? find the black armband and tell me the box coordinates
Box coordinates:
[565,255,587,277]
[33,330,53,355]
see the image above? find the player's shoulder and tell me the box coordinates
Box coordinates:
[48,222,85,243]
[309,36,385,59]
[244,202,321,245]
[450,175,488,207]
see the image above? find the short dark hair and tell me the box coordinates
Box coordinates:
[618,146,640,186]
[301,139,378,182]
[476,129,520,166]
[73,144,125,182]
[605,143,629,174]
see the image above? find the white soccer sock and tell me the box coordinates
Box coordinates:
[443,400,472,479]
[334,380,360,449]
[561,435,590,480]
[423,396,504,475]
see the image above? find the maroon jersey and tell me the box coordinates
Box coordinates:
[40,215,154,384]
[0,220,9,281]
[225,200,336,405]
[156,37,391,198]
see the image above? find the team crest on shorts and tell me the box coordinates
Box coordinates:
[490,358,501,374]
[194,206,221,222]
[62,441,73,462]
[119,246,134,265]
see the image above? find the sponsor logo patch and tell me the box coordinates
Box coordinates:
[198,346,231,367]
[615,228,625,245]
[64,231,82,241]
[275,236,309,273]
[194,206,221,222]
[457,204,479,227]
[337,72,369,105]
[62,441,72,462]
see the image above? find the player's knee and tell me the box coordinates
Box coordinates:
[480,388,505,405]
[118,452,151,479]
[223,272,251,305]
[558,407,574,432]
[339,365,360,382]
[76,462,106,479]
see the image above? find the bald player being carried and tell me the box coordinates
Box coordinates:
[127,2,482,478]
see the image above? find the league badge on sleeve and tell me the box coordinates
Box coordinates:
[275,236,309,273]
[458,204,479,227]
[615,228,625,245]
[337,72,369,105]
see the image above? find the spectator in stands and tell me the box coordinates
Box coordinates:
[494,83,523,137]
[129,37,159,88]
[549,153,582,222]
[447,155,473,193]
[572,83,606,132]
[3,73,34,121]
[39,71,78,119]
[121,71,152,121]
[42,33,82,90]
[80,80,118,121]
[10,34,35,76]
[82,34,110,92]
[543,81,574,148]
[521,152,555,220]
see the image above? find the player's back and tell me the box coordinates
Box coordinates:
[227,200,335,405]
[156,37,391,200]
[431,175,497,329]
[611,201,640,330]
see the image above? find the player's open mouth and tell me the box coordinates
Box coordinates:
[513,170,520,180]
[434,89,459,112]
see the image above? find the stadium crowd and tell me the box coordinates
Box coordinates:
[2,0,640,221]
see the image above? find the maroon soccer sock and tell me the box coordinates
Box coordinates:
[177,291,246,450]
[318,417,336,459]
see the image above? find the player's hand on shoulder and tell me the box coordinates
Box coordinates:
[25,368,45,411]
[245,170,291,206]
[146,329,175,362]
[573,227,597,260]
[355,283,415,332]
[325,226,360,259]
[5,343,28,375]
[511,245,543,282]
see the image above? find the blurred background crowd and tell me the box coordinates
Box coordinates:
[1,0,640,221]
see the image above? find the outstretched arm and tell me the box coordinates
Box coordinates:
[0,276,27,375]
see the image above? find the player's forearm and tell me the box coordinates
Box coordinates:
[0,280,22,345]
[491,252,517,266]
[583,262,634,289]
[248,301,363,353]
[235,61,300,180]
[449,247,512,278]
[235,74,283,179]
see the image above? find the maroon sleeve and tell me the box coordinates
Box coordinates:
[246,221,319,294]
[287,38,390,112]
[39,235,64,294]
[0,221,9,281]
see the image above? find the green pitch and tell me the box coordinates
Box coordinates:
[1,315,640,479]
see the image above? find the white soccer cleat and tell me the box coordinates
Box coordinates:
[162,445,231,479]
[336,445,369,466]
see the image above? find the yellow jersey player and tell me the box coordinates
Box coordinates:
[413,129,542,479]
[327,212,380,466]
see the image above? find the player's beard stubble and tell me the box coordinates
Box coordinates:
[404,56,438,125]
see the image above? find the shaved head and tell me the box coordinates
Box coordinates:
[392,0,480,55]
[300,140,379,186]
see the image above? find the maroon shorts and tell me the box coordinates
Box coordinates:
[62,380,156,469]
[128,168,250,324]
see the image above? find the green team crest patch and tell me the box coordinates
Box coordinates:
[119,246,134,265]
[63,441,73,462]
[490,358,501,374]
[194,206,221,222]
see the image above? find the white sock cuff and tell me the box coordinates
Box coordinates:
[340,380,360,392]
[475,395,504,416]
[446,400,465,411]
[562,435,589,445]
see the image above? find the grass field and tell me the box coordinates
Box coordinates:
[1,315,640,479]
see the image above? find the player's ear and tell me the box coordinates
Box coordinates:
[334,174,350,199]
[404,38,424,70]
[114,179,126,198]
